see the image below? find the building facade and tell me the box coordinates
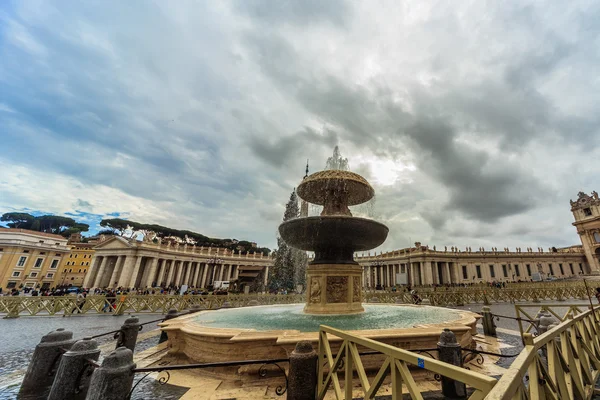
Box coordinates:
[354,244,587,289]
[571,191,600,273]
[83,236,274,290]
[0,228,70,291]
[56,239,95,287]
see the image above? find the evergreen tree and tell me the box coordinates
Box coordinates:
[269,190,308,292]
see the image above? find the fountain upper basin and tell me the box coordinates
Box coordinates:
[279,216,389,256]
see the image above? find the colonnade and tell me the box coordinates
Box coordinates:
[362,261,457,289]
[83,255,266,289]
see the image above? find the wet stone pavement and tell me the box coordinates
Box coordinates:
[0,300,595,399]
[0,313,164,399]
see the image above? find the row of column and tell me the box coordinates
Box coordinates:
[85,255,252,289]
[362,261,457,288]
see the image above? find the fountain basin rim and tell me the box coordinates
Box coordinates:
[160,304,480,340]
[297,170,374,206]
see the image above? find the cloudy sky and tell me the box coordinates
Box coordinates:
[1,1,599,252]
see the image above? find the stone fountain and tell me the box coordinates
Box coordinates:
[279,169,388,314]
[160,167,480,373]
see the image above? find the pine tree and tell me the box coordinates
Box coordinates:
[269,190,308,292]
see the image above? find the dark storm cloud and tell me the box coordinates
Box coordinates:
[243,30,551,227]
[249,126,338,167]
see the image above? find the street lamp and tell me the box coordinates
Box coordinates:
[370,257,384,290]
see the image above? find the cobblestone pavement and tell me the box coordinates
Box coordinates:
[0,300,596,399]
[0,313,163,399]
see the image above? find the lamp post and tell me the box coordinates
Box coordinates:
[370,257,384,290]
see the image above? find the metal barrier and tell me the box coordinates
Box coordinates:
[0,284,592,317]
[485,307,600,399]
[317,305,600,399]
[317,325,497,399]
[514,304,589,338]
[0,294,305,317]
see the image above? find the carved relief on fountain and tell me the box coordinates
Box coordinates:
[352,276,361,302]
[309,278,321,304]
[326,276,348,303]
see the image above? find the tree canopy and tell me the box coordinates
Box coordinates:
[268,190,308,292]
[0,212,89,237]
[98,218,270,256]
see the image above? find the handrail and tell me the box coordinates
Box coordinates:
[318,325,497,399]
[485,306,600,399]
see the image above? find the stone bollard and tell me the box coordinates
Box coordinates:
[20,328,76,396]
[86,347,136,400]
[287,341,318,400]
[48,337,101,400]
[114,316,141,352]
[481,306,496,336]
[248,300,260,306]
[159,309,179,344]
[421,298,431,305]
[437,329,467,399]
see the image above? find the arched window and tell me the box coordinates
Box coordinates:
[594,232,600,243]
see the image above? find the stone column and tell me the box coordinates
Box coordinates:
[127,256,144,289]
[200,263,209,287]
[174,261,184,286]
[84,256,101,288]
[156,259,166,286]
[263,265,269,287]
[445,262,452,284]
[191,262,198,286]
[91,257,108,288]
[227,264,233,280]
[144,258,159,288]
[423,261,433,285]
[165,260,175,287]
[183,261,192,286]
[106,256,123,288]
[115,256,134,288]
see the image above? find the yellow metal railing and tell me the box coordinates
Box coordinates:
[317,325,497,400]
[318,306,600,399]
[514,303,589,337]
[486,307,600,399]
[0,294,305,317]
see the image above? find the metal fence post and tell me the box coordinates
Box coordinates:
[48,337,101,400]
[437,329,467,399]
[20,328,76,397]
[288,341,318,400]
[115,315,141,352]
[86,347,136,400]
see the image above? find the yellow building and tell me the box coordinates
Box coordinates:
[55,239,95,288]
[0,228,70,291]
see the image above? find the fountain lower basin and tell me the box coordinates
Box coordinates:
[160,304,480,370]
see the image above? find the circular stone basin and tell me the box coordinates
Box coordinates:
[192,304,462,332]
[278,216,389,253]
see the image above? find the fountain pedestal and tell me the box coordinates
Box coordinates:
[304,264,364,314]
